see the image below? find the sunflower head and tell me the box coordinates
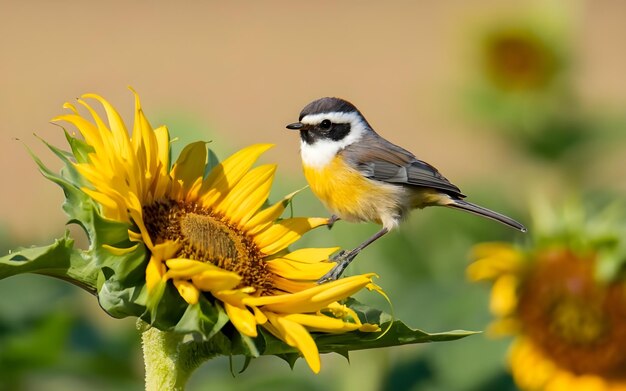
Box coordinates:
[468,199,626,389]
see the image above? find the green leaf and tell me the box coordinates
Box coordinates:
[0,233,98,294]
[175,298,477,371]
[204,147,220,178]
[314,321,476,354]
[342,296,393,324]
[139,280,191,330]
[229,328,261,358]
[172,298,230,342]
[314,298,477,356]
[98,275,148,319]
[246,320,476,360]
[64,129,94,164]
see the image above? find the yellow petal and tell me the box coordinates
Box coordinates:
[52,113,107,157]
[489,274,519,317]
[255,217,329,255]
[170,141,207,196]
[545,375,573,391]
[164,258,214,280]
[146,256,166,292]
[325,302,360,321]
[154,126,171,179]
[359,324,381,332]
[212,288,256,310]
[200,143,274,207]
[75,98,119,162]
[82,93,134,161]
[311,277,372,303]
[472,242,516,259]
[191,269,243,292]
[128,230,143,242]
[152,241,181,260]
[283,313,360,332]
[282,247,340,264]
[151,170,171,201]
[173,280,200,305]
[75,160,116,188]
[266,258,334,280]
[129,88,158,177]
[563,375,605,391]
[266,312,320,373]
[102,243,139,256]
[127,195,154,249]
[166,258,211,270]
[487,318,520,337]
[509,338,555,391]
[243,190,298,236]
[252,306,268,324]
[184,177,204,202]
[61,101,79,115]
[215,164,276,226]
[224,302,258,337]
[271,275,317,293]
[244,274,374,313]
[81,187,125,221]
[146,241,181,292]
[467,244,524,281]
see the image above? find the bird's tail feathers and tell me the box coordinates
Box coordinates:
[445,199,527,232]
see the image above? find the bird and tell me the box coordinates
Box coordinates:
[286,97,526,282]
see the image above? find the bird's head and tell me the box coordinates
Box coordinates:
[286,97,371,146]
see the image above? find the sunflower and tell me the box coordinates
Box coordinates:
[480,26,562,92]
[468,238,626,390]
[53,91,379,373]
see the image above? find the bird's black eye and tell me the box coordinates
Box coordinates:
[320,119,332,130]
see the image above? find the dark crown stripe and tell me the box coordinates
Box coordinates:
[299,97,359,121]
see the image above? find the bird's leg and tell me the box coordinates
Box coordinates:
[327,214,341,230]
[318,227,389,283]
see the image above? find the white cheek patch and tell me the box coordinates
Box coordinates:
[299,111,367,169]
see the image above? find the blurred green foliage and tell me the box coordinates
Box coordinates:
[0,249,142,391]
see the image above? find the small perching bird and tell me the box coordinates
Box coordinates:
[287,97,526,282]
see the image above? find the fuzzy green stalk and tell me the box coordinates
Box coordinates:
[139,321,218,390]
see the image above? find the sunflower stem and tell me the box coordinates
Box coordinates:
[140,321,217,391]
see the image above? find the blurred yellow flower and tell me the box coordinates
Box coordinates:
[480,26,562,92]
[469,243,626,390]
[54,91,379,373]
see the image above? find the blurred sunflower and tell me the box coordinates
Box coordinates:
[468,202,626,390]
[480,26,562,92]
[465,14,601,164]
[53,91,379,373]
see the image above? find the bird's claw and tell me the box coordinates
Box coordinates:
[326,215,340,230]
[331,249,347,260]
[318,250,357,283]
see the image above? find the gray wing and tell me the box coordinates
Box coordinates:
[340,133,465,198]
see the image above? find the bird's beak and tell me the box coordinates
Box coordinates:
[286,122,304,130]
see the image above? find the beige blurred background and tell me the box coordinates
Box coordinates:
[1,0,625,249]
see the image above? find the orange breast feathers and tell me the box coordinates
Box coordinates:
[302,156,407,229]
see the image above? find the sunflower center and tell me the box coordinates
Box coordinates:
[518,249,626,377]
[143,199,272,292]
[549,298,605,345]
